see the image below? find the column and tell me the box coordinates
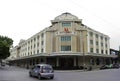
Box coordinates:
[74,57,77,67]
[103,37,106,54]
[44,57,47,64]
[56,57,59,67]
[107,38,110,55]
[99,35,101,54]
[87,32,90,52]
[80,31,82,52]
[93,33,96,53]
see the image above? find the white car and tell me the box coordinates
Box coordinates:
[29,64,54,79]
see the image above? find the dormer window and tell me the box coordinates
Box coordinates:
[62,22,71,27]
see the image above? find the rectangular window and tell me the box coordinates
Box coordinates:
[41,49,44,53]
[96,49,99,53]
[106,50,108,54]
[96,34,98,38]
[37,50,39,54]
[90,32,93,37]
[34,44,36,48]
[101,43,103,47]
[61,36,71,41]
[101,50,104,54]
[37,35,39,40]
[41,41,44,45]
[62,22,71,27]
[61,46,71,51]
[101,36,103,40]
[90,48,93,53]
[96,41,98,46]
[90,40,93,45]
[105,38,107,42]
[34,38,36,41]
[41,33,44,38]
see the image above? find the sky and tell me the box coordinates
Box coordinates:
[0,0,120,50]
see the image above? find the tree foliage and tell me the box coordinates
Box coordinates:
[0,35,13,59]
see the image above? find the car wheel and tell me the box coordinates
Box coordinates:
[50,76,54,79]
[38,74,42,80]
[29,72,32,77]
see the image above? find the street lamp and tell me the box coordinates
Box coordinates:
[80,29,87,71]
[76,27,87,71]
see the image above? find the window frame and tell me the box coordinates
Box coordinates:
[61,36,71,41]
[62,22,71,27]
[61,45,71,51]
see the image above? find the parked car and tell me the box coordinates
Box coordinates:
[29,64,54,79]
[100,64,112,70]
[112,63,120,69]
[100,63,120,70]
[1,62,5,66]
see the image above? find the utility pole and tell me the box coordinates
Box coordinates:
[77,27,87,71]
[80,30,86,71]
[81,30,86,71]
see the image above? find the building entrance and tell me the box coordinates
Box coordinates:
[59,57,74,69]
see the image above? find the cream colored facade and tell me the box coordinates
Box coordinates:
[9,46,19,60]
[9,12,116,69]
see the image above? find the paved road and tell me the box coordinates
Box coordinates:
[0,66,120,81]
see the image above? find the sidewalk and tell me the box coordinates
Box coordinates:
[55,68,100,73]
[0,65,100,72]
[55,70,84,73]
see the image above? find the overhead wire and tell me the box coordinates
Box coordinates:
[67,0,119,29]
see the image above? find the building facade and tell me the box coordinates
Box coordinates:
[9,12,116,69]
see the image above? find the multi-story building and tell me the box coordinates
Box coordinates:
[9,46,19,60]
[9,12,116,69]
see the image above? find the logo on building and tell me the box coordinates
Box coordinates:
[64,28,69,33]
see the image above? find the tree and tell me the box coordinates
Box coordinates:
[0,35,13,60]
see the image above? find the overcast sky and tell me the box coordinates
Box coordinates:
[0,0,120,50]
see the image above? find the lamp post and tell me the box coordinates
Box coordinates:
[80,29,87,71]
[76,27,87,71]
[82,35,85,71]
